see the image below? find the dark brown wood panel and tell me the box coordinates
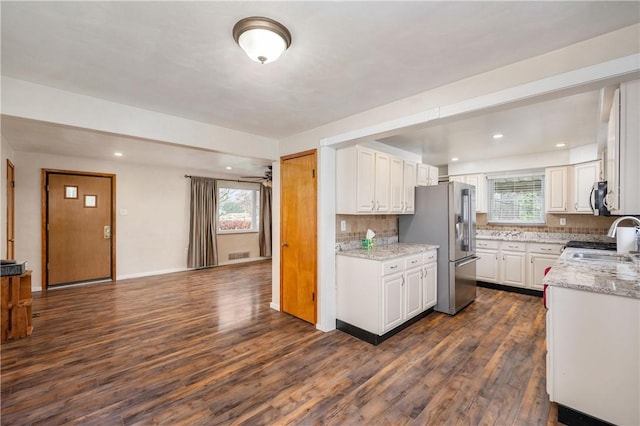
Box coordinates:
[1,260,560,425]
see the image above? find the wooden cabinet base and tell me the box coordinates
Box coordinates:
[1,271,33,342]
[337,308,434,345]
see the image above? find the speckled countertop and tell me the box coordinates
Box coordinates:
[476,230,612,245]
[545,247,640,299]
[337,243,439,261]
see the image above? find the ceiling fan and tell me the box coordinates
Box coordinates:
[242,166,272,187]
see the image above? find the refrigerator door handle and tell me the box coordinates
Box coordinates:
[461,189,470,252]
[455,256,479,268]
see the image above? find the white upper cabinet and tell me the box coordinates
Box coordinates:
[390,157,405,213]
[606,80,640,215]
[337,145,416,215]
[573,161,601,213]
[545,166,569,212]
[416,163,439,186]
[403,161,416,213]
[448,174,486,213]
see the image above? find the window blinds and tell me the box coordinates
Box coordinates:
[487,174,545,224]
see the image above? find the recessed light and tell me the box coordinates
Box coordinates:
[225,166,233,170]
[451,157,459,162]
[114,152,123,157]
[492,133,504,139]
[555,143,566,148]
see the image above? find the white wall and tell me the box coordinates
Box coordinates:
[13,151,262,291]
[1,136,16,259]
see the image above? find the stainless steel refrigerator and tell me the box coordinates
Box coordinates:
[399,182,478,315]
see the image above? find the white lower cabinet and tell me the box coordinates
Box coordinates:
[337,249,437,339]
[476,239,562,290]
[547,286,640,425]
[501,242,526,287]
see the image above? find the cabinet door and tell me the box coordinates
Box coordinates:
[529,254,558,290]
[390,157,404,213]
[416,163,429,186]
[428,165,439,186]
[405,267,422,320]
[546,167,568,212]
[423,262,437,310]
[476,249,499,283]
[465,174,486,213]
[574,162,600,213]
[449,175,465,183]
[381,273,404,333]
[606,88,620,212]
[374,152,391,213]
[403,161,416,213]
[356,147,376,212]
[502,251,526,287]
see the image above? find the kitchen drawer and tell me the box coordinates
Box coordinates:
[405,254,423,269]
[528,243,564,255]
[502,241,526,252]
[423,250,437,264]
[476,239,499,250]
[382,258,405,276]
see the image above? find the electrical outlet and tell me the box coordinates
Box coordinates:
[559,218,567,226]
[340,220,347,231]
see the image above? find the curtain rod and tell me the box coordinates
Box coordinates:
[184,174,264,185]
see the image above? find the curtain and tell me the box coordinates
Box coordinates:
[259,184,272,257]
[187,177,218,268]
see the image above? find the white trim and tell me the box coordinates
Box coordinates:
[270,302,280,311]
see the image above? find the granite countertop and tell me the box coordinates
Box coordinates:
[544,247,640,300]
[337,243,439,261]
[476,231,612,245]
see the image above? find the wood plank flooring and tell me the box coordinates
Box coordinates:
[1,260,560,425]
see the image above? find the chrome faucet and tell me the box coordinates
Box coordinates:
[606,216,640,238]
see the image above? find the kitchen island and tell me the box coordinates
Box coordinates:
[336,243,439,344]
[544,247,640,426]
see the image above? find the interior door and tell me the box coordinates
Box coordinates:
[280,150,317,324]
[6,160,15,259]
[46,171,115,287]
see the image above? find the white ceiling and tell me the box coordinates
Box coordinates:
[1,1,639,176]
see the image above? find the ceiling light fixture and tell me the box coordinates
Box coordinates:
[233,16,292,64]
[556,143,566,148]
[451,157,459,162]
[492,133,504,139]
[114,152,123,157]
[225,166,233,170]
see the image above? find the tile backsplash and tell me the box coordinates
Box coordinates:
[476,213,619,234]
[336,214,398,245]
[335,213,622,248]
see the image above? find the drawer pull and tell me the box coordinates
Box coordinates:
[411,260,418,264]
[390,265,398,269]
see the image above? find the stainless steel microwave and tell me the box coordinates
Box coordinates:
[592,181,611,216]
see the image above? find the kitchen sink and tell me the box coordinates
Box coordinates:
[571,252,633,263]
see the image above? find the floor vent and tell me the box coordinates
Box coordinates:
[228,251,250,260]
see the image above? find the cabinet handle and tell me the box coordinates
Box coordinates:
[495,254,498,260]
[390,265,398,269]
[376,200,380,211]
[371,200,375,211]
[503,255,505,261]
[410,260,418,264]
[401,275,405,286]
[575,203,578,210]
[531,258,533,263]
[420,269,424,279]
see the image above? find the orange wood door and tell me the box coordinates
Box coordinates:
[6,160,15,259]
[280,150,317,324]
[47,173,113,286]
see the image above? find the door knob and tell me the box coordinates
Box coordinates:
[104,225,111,239]
[282,242,289,248]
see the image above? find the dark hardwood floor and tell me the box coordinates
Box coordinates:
[1,260,559,425]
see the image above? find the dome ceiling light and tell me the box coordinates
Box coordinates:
[232,16,292,64]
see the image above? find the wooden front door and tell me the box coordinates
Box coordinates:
[44,171,115,287]
[6,160,15,259]
[280,150,317,324]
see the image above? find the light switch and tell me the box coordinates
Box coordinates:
[559,217,566,226]
[119,209,128,216]
[340,220,347,231]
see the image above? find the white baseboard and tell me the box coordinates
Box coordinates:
[270,302,280,311]
[218,256,270,266]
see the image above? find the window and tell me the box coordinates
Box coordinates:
[487,172,545,224]
[217,181,260,233]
